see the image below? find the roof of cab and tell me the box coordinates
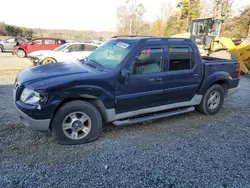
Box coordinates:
[111,35,192,42]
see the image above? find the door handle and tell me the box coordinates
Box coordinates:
[193,74,198,78]
[155,78,163,82]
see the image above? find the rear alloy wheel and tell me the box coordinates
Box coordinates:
[42,57,57,64]
[207,91,221,110]
[17,49,26,58]
[51,100,102,145]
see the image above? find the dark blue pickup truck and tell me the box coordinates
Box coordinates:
[13,36,240,144]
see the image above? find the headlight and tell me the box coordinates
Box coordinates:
[20,88,47,105]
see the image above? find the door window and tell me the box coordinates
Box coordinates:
[44,39,56,44]
[67,44,81,52]
[31,39,43,44]
[57,40,66,44]
[84,44,97,51]
[130,48,164,74]
[6,38,15,43]
[168,47,195,71]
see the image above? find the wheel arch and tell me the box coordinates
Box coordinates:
[17,47,26,52]
[42,57,57,64]
[197,72,230,95]
[49,96,108,130]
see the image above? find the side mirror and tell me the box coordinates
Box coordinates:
[64,49,69,53]
[120,68,131,84]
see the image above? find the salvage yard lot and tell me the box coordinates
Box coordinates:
[0,53,250,187]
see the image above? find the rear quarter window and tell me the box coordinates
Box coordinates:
[31,39,43,44]
[57,40,66,44]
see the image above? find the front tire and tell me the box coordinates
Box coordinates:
[196,84,225,115]
[17,49,26,58]
[51,100,102,145]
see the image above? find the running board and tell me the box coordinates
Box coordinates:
[112,107,195,126]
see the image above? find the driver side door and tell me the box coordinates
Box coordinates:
[27,39,43,54]
[115,46,167,114]
[61,44,82,61]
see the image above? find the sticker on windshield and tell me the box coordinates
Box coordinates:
[116,42,129,49]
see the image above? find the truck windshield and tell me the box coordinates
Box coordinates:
[87,40,132,70]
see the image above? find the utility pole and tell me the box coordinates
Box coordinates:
[247,20,250,38]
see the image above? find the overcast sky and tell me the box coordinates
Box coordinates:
[0,0,249,31]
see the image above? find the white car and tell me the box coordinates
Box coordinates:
[28,42,99,65]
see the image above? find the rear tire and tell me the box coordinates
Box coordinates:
[42,57,57,64]
[196,84,225,115]
[51,100,103,145]
[17,49,26,58]
[0,46,3,53]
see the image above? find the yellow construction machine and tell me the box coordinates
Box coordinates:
[172,17,250,74]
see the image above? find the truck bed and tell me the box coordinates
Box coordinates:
[202,56,239,79]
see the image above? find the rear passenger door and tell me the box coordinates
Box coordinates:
[161,45,202,104]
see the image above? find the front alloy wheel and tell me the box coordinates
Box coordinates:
[62,112,92,140]
[42,57,57,64]
[51,100,102,145]
[17,49,26,58]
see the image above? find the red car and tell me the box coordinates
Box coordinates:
[13,37,66,58]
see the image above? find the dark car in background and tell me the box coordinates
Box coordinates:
[0,37,29,53]
[13,37,66,58]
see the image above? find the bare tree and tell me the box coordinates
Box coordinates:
[200,0,213,17]
[116,0,147,35]
[213,0,233,19]
[151,2,173,36]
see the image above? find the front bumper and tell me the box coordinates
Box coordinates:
[27,56,42,64]
[15,104,51,132]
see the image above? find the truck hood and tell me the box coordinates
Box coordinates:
[17,61,96,85]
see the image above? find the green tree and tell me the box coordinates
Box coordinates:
[165,13,180,36]
[176,0,201,32]
[223,5,250,38]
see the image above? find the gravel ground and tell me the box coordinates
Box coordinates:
[0,53,250,188]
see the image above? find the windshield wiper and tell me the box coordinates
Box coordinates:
[85,57,104,71]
